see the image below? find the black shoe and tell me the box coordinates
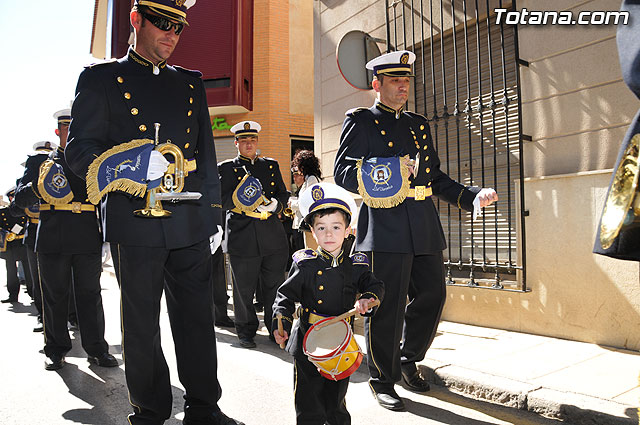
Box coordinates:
[401,363,431,392]
[1,297,17,303]
[215,317,235,328]
[238,338,256,349]
[33,324,43,333]
[372,387,405,411]
[183,410,245,425]
[44,354,65,371]
[88,353,119,367]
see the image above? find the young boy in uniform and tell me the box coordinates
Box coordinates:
[272,182,384,425]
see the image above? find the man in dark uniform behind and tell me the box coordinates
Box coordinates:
[15,108,117,371]
[16,141,57,332]
[218,121,290,349]
[65,1,242,424]
[0,187,28,304]
[334,50,498,411]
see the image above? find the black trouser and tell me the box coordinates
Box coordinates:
[365,251,445,392]
[26,248,42,316]
[112,240,222,425]
[229,250,288,339]
[211,249,230,321]
[38,252,108,358]
[4,243,21,300]
[294,356,350,425]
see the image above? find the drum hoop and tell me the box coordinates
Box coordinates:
[303,317,352,359]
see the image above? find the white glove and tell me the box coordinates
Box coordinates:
[209,225,223,255]
[472,188,498,220]
[146,150,170,181]
[10,224,23,234]
[257,198,279,213]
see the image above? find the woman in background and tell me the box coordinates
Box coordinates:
[288,150,321,250]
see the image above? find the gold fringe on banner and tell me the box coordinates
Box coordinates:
[86,139,154,205]
[356,155,410,209]
[37,160,75,206]
[232,173,265,213]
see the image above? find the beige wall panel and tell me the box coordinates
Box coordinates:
[319,0,380,34]
[321,53,339,83]
[321,90,377,130]
[518,0,620,62]
[443,171,640,350]
[321,150,338,178]
[322,74,361,106]
[321,124,343,157]
[320,5,386,59]
[290,0,315,115]
[523,125,630,177]
[521,82,636,141]
[520,37,622,103]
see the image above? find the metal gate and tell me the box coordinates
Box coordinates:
[385,0,526,291]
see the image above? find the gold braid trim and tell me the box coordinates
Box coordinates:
[231,173,265,213]
[37,160,75,206]
[86,139,153,205]
[456,188,465,210]
[356,155,410,209]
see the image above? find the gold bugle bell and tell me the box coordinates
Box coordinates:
[600,134,640,249]
[283,207,294,218]
[134,123,186,218]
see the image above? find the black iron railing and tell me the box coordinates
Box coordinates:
[385,0,526,291]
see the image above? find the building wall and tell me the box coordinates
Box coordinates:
[315,0,640,350]
[213,0,314,186]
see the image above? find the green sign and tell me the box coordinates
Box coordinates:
[211,117,232,131]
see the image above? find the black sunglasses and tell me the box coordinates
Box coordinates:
[141,12,185,35]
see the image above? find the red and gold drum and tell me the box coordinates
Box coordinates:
[302,317,363,381]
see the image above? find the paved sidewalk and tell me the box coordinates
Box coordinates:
[406,320,640,424]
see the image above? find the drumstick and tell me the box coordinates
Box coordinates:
[276,313,286,349]
[314,299,380,330]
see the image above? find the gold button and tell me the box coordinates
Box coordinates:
[423,134,427,139]
[131,108,138,115]
[388,142,393,148]
[234,168,238,172]
[185,143,190,149]
[423,145,428,150]
[426,168,431,173]
[139,124,147,132]
[271,173,274,177]
[117,76,124,83]
[124,92,131,100]
[189,84,194,89]
[238,177,242,180]
[317,300,323,305]
[269,165,273,169]
[186,128,191,134]
[428,182,432,186]
[305,308,309,312]
[411,130,415,134]
[420,125,425,130]
[189,97,194,104]
[187,110,193,117]
[318,285,324,291]
[374,119,379,124]
[413,135,417,140]
[381,130,386,135]
[425,156,429,160]
[270,182,275,186]
[317,270,323,276]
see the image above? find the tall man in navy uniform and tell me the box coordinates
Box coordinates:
[334,50,498,410]
[218,121,289,349]
[65,1,242,424]
[15,108,117,371]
